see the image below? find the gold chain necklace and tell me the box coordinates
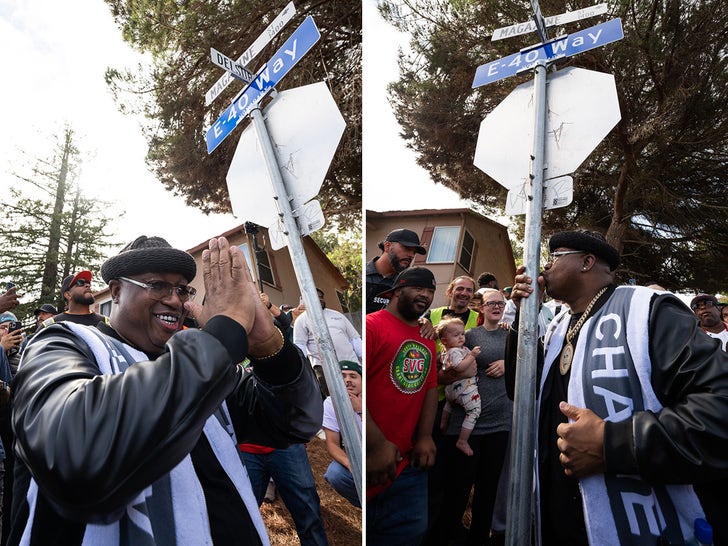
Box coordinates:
[559,287,608,375]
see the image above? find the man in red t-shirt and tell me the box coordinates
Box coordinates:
[366,266,438,545]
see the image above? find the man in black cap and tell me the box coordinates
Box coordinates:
[322,360,362,508]
[10,235,322,545]
[367,266,438,545]
[507,229,728,544]
[38,270,106,329]
[365,228,426,314]
[690,293,728,351]
[32,304,57,327]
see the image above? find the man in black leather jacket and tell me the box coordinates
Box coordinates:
[9,235,323,545]
[506,230,728,545]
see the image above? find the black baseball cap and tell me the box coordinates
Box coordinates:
[378,229,426,255]
[33,303,58,316]
[549,230,620,271]
[377,266,436,299]
[690,293,718,310]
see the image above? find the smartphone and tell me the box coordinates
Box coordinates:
[8,321,22,333]
[4,282,15,291]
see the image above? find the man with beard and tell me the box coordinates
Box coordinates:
[365,229,426,314]
[690,293,728,351]
[39,270,107,328]
[366,267,438,545]
[506,229,728,545]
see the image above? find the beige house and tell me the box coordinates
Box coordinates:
[94,224,349,317]
[366,208,516,308]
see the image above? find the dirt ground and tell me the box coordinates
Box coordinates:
[259,436,362,546]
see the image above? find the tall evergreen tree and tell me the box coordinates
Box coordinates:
[380,0,728,293]
[0,127,116,323]
[103,0,362,231]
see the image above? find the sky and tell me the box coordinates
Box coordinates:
[0,0,472,257]
[362,0,472,213]
[0,0,237,255]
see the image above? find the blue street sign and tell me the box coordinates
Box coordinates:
[473,17,623,88]
[205,16,320,153]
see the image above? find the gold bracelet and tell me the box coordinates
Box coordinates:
[249,327,285,360]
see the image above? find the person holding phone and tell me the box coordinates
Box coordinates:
[0,312,16,541]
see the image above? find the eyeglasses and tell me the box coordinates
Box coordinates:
[481,301,506,309]
[118,277,197,302]
[73,279,90,287]
[691,300,715,311]
[547,250,586,264]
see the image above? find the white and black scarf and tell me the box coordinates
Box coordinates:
[541,286,704,545]
[19,323,268,546]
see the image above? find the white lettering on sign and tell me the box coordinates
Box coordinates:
[492,3,609,41]
[204,1,296,106]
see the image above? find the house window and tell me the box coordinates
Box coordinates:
[458,230,475,272]
[239,243,276,287]
[427,226,460,263]
[99,300,111,317]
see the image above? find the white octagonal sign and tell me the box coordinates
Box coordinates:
[226,81,346,225]
[474,67,621,189]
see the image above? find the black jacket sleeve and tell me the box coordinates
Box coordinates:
[603,294,728,484]
[12,318,321,522]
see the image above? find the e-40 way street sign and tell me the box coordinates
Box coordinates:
[473,17,623,88]
[205,15,320,154]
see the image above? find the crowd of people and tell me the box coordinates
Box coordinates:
[0,235,363,546]
[366,227,728,546]
[2,225,727,545]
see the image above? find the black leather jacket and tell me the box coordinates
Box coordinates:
[12,315,323,521]
[505,290,728,542]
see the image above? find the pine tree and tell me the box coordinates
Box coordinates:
[0,127,116,324]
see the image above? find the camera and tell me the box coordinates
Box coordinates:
[8,321,22,333]
[4,282,14,291]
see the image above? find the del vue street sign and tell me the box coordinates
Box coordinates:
[473,17,623,87]
[205,15,320,153]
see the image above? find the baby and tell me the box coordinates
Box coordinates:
[436,317,481,456]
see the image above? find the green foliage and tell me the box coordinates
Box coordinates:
[311,229,362,312]
[103,0,362,231]
[0,128,117,324]
[381,0,728,294]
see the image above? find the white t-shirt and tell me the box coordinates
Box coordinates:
[323,396,362,434]
[293,308,362,365]
[705,328,728,351]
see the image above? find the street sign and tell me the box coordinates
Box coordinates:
[505,175,573,215]
[226,81,345,226]
[205,15,321,153]
[267,200,325,250]
[492,3,608,41]
[473,18,623,87]
[204,1,296,106]
[210,47,255,84]
[474,67,621,188]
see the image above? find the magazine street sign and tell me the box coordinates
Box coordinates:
[205,15,320,153]
[472,18,623,87]
[492,3,608,41]
[204,1,296,106]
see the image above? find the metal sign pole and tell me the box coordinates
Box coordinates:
[505,58,547,546]
[249,107,363,504]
